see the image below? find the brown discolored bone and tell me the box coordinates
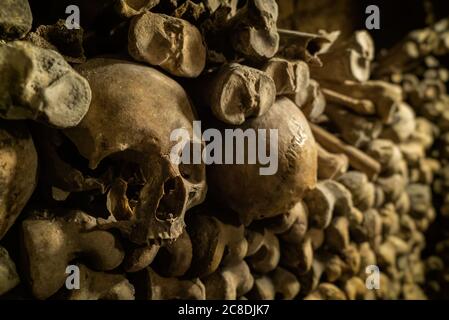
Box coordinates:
[252,200,307,236]
[344,276,369,300]
[281,235,313,275]
[144,267,205,300]
[228,0,279,61]
[317,143,349,180]
[290,79,326,121]
[246,229,280,274]
[310,30,374,82]
[304,283,347,300]
[325,105,382,148]
[0,41,91,128]
[270,266,300,300]
[380,102,416,143]
[64,59,207,244]
[261,58,310,95]
[278,201,308,244]
[123,244,160,273]
[203,261,254,300]
[207,97,317,225]
[322,88,375,115]
[173,0,206,23]
[64,264,135,300]
[0,0,32,40]
[337,171,375,211]
[307,228,325,250]
[24,19,86,64]
[246,276,275,300]
[366,139,405,175]
[376,174,407,202]
[303,180,352,230]
[310,123,381,179]
[193,63,276,125]
[115,0,160,18]
[325,216,350,252]
[322,80,402,123]
[406,184,432,220]
[0,246,20,295]
[278,29,339,67]
[0,121,38,240]
[187,212,247,278]
[21,210,125,300]
[128,11,206,77]
[152,230,192,277]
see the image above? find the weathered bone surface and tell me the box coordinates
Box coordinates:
[0,0,32,40]
[0,120,37,240]
[228,0,279,61]
[25,19,86,64]
[0,246,20,295]
[21,210,125,300]
[64,58,207,243]
[0,41,91,128]
[64,264,135,300]
[128,11,206,77]
[262,58,310,95]
[207,97,317,225]
[115,0,160,18]
[193,63,276,125]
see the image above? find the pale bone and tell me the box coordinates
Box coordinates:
[278,29,340,67]
[0,41,91,128]
[261,58,310,95]
[270,267,300,300]
[321,80,403,123]
[310,123,381,179]
[317,143,349,179]
[65,264,135,300]
[337,171,375,211]
[194,63,276,125]
[128,12,206,77]
[310,30,374,82]
[145,267,205,300]
[0,121,37,240]
[21,210,125,300]
[203,261,254,300]
[325,104,382,148]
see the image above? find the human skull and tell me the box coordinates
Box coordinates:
[63,58,206,244]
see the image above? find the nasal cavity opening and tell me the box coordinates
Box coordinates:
[156,177,185,221]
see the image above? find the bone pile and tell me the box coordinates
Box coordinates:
[1,0,449,300]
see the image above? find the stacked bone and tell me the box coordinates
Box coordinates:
[371,18,449,299]
[0,0,447,301]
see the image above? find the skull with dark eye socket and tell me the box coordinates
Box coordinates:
[63,58,207,244]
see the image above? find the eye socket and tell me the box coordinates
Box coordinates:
[178,141,205,184]
[179,162,205,184]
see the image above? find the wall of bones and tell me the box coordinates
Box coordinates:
[1,0,449,300]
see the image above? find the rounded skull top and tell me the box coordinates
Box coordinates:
[64,58,207,244]
[207,97,318,225]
